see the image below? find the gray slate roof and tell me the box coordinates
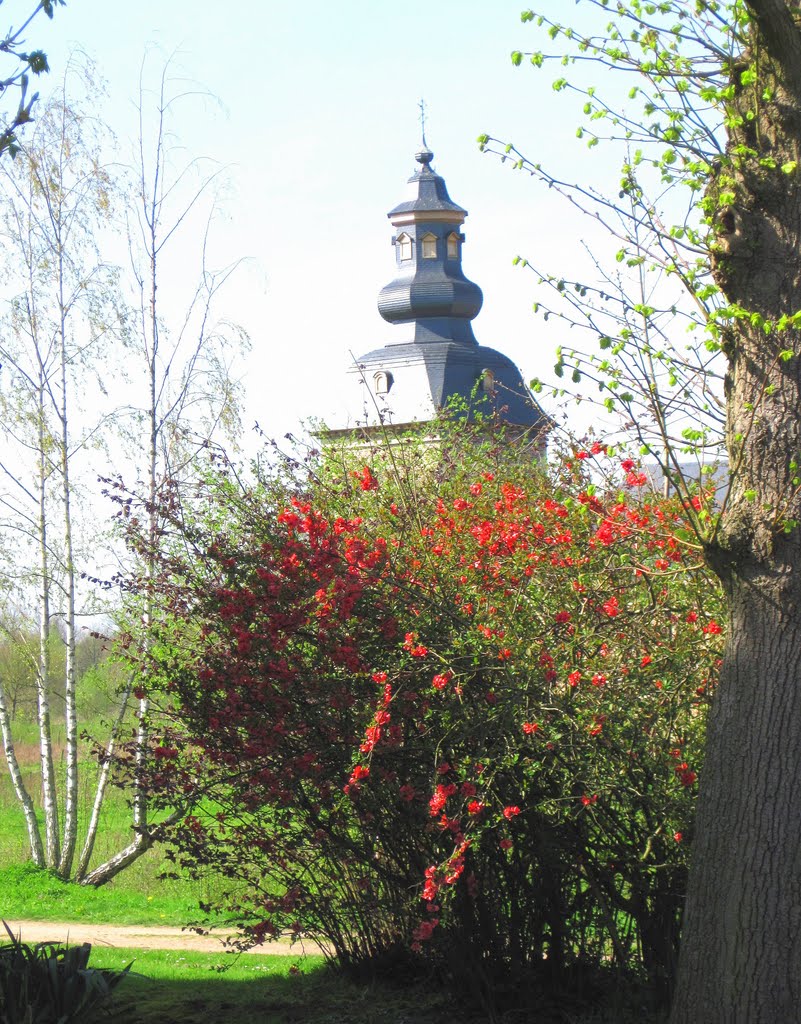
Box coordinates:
[335,146,550,435]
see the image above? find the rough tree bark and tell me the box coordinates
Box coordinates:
[670,1,801,1019]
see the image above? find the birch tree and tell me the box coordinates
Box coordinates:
[0,0,67,159]
[80,56,248,886]
[0,54,247,885]
[0,61,122,879]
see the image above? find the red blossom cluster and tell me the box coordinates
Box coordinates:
[121,437,722,981]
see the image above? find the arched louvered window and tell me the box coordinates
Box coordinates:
[397,233,412,261]
[447,232,460,259]
[421,232,437,259]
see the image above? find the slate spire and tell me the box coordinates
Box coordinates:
[332,144,548,436]
[377,146,483,345]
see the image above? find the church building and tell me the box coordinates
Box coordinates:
[325,143,548,441]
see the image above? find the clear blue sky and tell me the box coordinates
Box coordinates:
[32,0,616,442]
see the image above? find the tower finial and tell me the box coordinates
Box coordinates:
[418,97,427,147]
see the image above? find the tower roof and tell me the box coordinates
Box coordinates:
[331,144,549,437]
[387,147,467,221]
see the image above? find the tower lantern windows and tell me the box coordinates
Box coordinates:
[397,232,413,262]
[447,232,460,259]
[421,232,438,259]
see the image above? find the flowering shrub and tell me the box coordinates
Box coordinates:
[117,426,722,1012]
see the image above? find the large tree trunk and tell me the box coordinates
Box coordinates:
[671,3,801,1018]
[671,575,801,1019]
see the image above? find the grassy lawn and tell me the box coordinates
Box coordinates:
[0,744,230,926]
[0,861,222,927]
[91,947,470,1024]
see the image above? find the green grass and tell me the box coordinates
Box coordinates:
[90,947,470,1024]
[0,740,231,925]
[0,862,223,926]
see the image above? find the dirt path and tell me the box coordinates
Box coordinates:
[3,919,327,956]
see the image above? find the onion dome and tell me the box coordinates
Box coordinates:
[377,146,483,340]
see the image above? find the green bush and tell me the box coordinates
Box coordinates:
[115,423,722,1017]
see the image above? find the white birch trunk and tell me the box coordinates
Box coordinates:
[81,809,183,887]
[73,680,131,880]
[0,673,44,866]
[56,246,79,879]
[36,399,60,871]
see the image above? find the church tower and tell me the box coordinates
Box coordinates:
[328,143,548,439]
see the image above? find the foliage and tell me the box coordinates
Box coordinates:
[483,4,801,1020]
[479,1,763,496]
[0,1,66,159]
[0,922,129,1024]
[114,423,722,1016]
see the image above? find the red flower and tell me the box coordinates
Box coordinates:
[349,764,370,785]
[372,671,388,684]
[432,671,452,691]
[702,620,722,635]
[499,838,513,851]
[503,805,521,819]
[621,458,635,472]
[467,800,485,815]
[352,466,378,491]
[581,794,598,806]
[602,596,619,617]
[554,611,571,623]
[673,831,683,843]
[403,632,428,658]
[640,655,652,668]
[568,670,581,688]
[522,722,540,734]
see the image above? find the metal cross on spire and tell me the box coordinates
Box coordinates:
[418,97,428,147]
